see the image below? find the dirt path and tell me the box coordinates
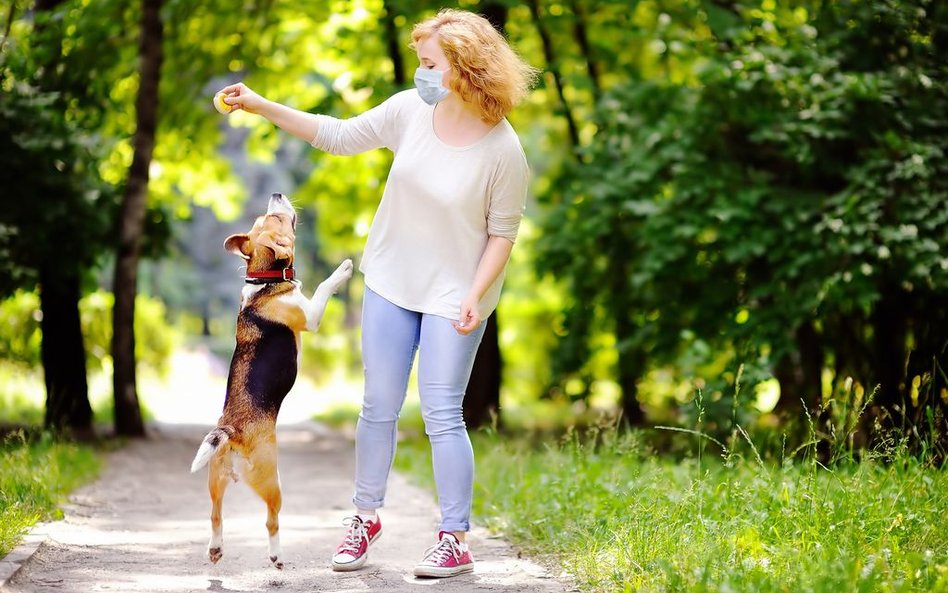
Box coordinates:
[3,421,571,593]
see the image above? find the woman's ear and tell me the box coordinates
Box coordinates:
[223,234,251,260]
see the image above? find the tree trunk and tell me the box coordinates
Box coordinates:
[773,352,804,419]
[615,316,647,426]
[525,0,581,154]
[112,0,163,437]
[201,299,212,336]
[610,238,645,426]
[480,2,508,36]
[39,265,94,439]
[381,0,404,87]
[568,0,600,102]
[904,298,948,455]
[463,3,508,431]
[796,320,824,409]
[774,321,824,415]
[871,284,909,432]
[464,314,502,430]
[30,0,94,440]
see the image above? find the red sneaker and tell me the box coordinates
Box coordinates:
[331,515,382,571]
[413,531,474,578]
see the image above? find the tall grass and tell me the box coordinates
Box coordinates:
[390,403,948,592]
[471,431,944,591]
[0,432,101,558]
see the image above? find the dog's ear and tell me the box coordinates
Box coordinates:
[223,234,251,260]
[257,232,294,262]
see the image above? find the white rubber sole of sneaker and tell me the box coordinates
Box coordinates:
[330,529,382,572]
[331,554,367,572]
[412,563,475,578]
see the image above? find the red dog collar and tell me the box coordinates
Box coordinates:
[245,267,295,284]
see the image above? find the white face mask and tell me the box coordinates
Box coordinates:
[414,67,451,105]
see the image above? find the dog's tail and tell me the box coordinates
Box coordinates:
[190,426,235,473]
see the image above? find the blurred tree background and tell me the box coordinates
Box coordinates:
[0,0,945,455]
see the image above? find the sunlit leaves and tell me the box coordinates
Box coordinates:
[535,0,948,425]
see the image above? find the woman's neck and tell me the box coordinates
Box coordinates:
[432,94,497,147]
[438,94,484,124]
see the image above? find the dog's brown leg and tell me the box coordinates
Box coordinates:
[207,452,233,564]
[246,442,283,569]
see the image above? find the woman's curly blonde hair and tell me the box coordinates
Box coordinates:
[411,9,539,124]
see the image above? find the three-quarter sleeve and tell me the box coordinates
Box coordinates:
[486,146,529,242]
[311,90,409,155]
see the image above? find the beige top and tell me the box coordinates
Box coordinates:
[311,89,529,321]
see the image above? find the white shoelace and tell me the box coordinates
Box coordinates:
[421,536,461,565]
[338,517,368,554]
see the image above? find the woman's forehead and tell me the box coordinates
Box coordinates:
[416,34,445,60]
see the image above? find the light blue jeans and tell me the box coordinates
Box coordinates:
[353,287,487,532]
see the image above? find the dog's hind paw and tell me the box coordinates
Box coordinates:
[270,555,284,570]
[208,547,223,564]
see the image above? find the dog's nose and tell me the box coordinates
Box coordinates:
[270,193,285,200]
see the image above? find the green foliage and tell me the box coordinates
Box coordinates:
[5,0,945,447]
[394,427,948,593]
[0,291,42,367]
[536,0,948,434]
[0,362,46,426]
[0,290,176,375]
[0,431,101,558]
[299,292,359,384]
[0,78,116,297]
[80,290,178,375]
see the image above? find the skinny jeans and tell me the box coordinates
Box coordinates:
[353,287,487,532]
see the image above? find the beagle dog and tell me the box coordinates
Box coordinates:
[190,192,353,568]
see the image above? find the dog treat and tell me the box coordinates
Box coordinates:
[213,91,234,115]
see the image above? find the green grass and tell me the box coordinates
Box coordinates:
[391,423,948,593]
[0,361,105,558]
[0,431,101,557]
[314,378,948,591]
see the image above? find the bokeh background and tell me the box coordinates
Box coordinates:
[1,0,945,456]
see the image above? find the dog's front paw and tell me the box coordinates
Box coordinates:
[327,259,354,292]
[270,555,284,570]
[208,546,223,564]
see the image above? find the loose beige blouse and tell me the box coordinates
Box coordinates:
[311,89,529,321]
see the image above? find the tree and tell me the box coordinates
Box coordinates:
[536,0,948,447]
[111,0,163,437]
[0,0,134,437]
[0,51,113,438]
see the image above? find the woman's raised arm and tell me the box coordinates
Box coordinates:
[218,82,320,144]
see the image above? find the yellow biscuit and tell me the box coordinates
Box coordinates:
[213,92,234,114]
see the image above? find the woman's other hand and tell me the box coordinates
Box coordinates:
[453,295,482,335]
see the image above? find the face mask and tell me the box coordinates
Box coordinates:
[414,67,450,105]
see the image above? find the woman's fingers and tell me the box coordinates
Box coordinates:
[215,83,254,111]
[453,308,481,335]
[219,82,245,95]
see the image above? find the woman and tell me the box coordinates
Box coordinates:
[217,8,535,578]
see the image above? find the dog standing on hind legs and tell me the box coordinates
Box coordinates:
[190,192,353,569]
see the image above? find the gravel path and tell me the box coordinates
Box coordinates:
[2,421,571,593]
